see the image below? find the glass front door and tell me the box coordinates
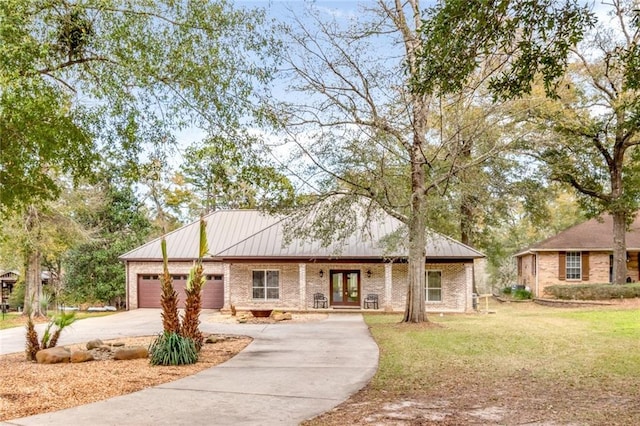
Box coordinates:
[330,270,360,306]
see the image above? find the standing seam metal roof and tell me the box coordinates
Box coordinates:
[119,210,485,261]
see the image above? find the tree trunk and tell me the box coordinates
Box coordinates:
[403,199,426,322]
[612,210,627,284]
[22,205,44,317]
[459,143,474,247]
[23,249,44,317]
[400,0,429,323]
[403,102,428,323]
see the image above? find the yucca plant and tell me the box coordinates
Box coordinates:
[160,238,180,334]
[181,265,205,350]
[25,315,40,361]
[149,332,198,366]
[39,311,77,350]
[46,311,77,348]
[181,218,208,351]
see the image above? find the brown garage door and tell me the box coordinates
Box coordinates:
[137,274,224,309]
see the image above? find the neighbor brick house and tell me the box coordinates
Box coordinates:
[514,214,640,297]
[120,210,484,313]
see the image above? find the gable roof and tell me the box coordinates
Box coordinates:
[515,213,640,255]
[120,209,484,261]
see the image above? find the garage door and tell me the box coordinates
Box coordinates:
[137,274,224,309]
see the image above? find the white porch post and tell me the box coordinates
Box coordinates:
[384,263,393,311]
[223,263,231,310]
[299,263,307,310]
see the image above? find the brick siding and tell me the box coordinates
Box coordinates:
[126,260,475,313]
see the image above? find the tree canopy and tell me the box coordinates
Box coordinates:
[0,0,277,215]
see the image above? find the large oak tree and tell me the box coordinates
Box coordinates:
[273,0,590,322]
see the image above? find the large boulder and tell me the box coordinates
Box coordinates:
[71,350,94,363]
[36,347,71,364]
[114,346,148,360]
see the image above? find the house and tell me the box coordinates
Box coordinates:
[1,270,19,310]
[0,270,51,310]
[514,214,640,296]
[120,210,485,313]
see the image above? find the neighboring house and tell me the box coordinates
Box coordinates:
[120,210,484,313]
[1,270,19,309]
[514,214,640,297]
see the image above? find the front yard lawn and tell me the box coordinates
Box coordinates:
[307,299,640,425]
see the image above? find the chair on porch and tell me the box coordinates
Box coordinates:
[313,292,328,308]
[363,293,379,309]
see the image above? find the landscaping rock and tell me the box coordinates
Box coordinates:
[36,347,71,364]
[111,342,125,347]
[114,346,148,360]
[205,335,218,344]
[86,339,104,350]
[71,350,94,363]
[273,312,292,321]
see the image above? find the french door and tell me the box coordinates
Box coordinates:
[330,270,360,306]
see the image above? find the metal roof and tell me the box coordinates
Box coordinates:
[120,209,485,261]
[514,213,640,256]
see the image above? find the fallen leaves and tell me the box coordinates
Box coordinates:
[0,335,251,422]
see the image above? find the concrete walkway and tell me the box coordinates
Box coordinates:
[0,310,379,425]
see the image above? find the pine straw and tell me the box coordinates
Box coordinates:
[0,335,251,422]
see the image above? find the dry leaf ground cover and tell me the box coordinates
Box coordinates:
[305,299,640,426]
[0,312,326,422]
[0,334,251,422]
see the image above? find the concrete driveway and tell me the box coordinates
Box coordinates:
[0,310,379,425]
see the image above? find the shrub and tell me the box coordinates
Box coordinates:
[513,289,532,300]
[544,283,640,300]
[149,332,198,366]
[502,286,512,295]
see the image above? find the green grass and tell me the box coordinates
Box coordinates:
[0,311,116,330]
[364,301,640,393]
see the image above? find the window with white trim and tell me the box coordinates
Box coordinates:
[425,270,442,302]
[566,252,581,280]
[252,270,280,300]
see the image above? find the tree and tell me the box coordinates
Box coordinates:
[272,0,590,322]
[2,0,275,313]
[181,134,296,215]
[1,0,277,214]
[521,1,640,284]
[63,175,154,306]
[0,184,92,315]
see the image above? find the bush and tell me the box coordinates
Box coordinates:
[149,332,198,366]
[502,286,512,295]
[8,281,25,310]
[544,283,640,300]
[513,289,532,300]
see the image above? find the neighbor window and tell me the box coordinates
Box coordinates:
[425,270,442,302]
[566,252,581,280]
[252,270,279,300]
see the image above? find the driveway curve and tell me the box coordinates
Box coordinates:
[1,310,379,425]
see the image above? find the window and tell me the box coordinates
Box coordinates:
[566,252,581,280]
[252,270,279,300]
[425,270,442,302]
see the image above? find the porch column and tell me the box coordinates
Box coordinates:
[384,263,393,311]
[465,263,473,311]
[223,263,231,310]
[299,263,307,310]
